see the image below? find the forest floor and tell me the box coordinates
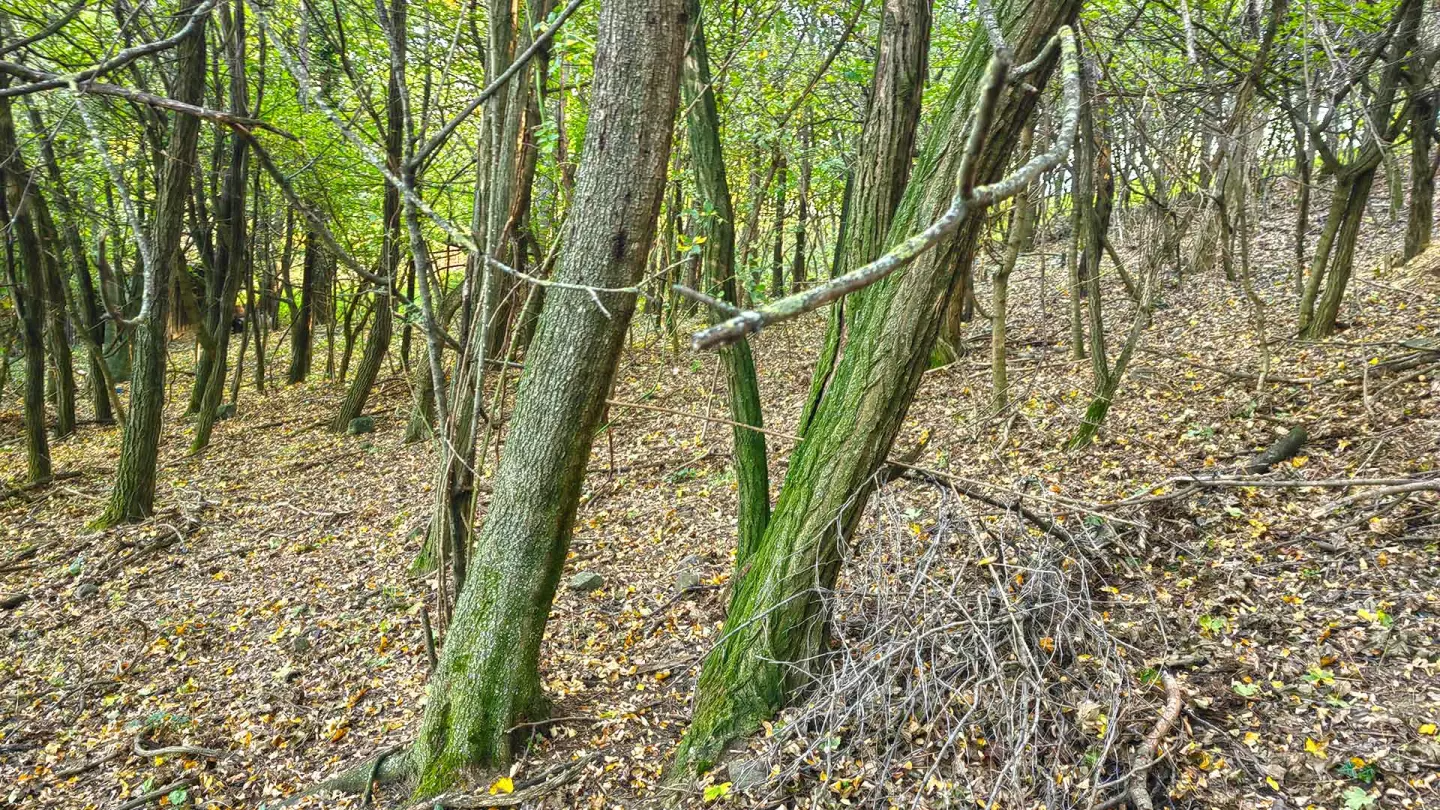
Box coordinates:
[3,189,1440,810]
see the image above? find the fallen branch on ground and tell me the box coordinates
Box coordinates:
[891,461,1068,539]
[1106,474,1433,507]
[1310,479,1440,518]
[400,753,599,809]
[132,735,225,760]
[1,471,83,503]
[112,776,198,810]
[1129,672,1183,810]
[274,745,412,808]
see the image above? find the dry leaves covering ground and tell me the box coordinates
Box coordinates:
[2,187,1439,809]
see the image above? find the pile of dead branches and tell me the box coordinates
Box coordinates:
[738,479,1172,809]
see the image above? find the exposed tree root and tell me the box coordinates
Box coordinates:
[275,745,412,808]
[0,471,83,503]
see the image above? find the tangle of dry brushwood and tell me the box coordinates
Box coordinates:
[732,477,1176,809]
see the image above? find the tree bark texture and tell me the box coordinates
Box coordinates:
[407,0,685,792]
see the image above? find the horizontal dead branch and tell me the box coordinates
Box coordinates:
[1310,479,1440,518]
[132,735,225,760]
[684,27,1081,350]
[1106,474,1436,508]
[1,471,83,503]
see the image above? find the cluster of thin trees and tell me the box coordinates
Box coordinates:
[0,0,1435,799]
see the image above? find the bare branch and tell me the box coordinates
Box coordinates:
[411,0,586,168]
[686,27,1081,351]
[0,0,87,59]
[0,0,218,98]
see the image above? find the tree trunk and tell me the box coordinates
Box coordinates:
[770,154,787,297]
[31,189,77,438]
[25,102,112,424]
[192,0,249,452]
[681,0,770,563]
[1066,166,1086,359]
[1405,74,1434,261]
[408,0,683,793]
[288,230,317,383]
[791,120,810,294]
[1304,165,1379,338]
[674,0,1077,775]
[0,94,53,482]
[993,124,1037,412]
[97,0,207,526]
[329,0,404,432]
[1297,0,1419,337]
[799,0,931,437]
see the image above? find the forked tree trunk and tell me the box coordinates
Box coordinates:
[1298,0,1419,338]
[193,0,250,452]
[1300,163,1379,338]
[681,0,770,562]
[673,0,1077,775]
[96,0,207,526]
[407,0,684,793]
[799,0,932,437]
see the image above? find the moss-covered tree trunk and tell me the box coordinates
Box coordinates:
[0,94,53,482]
[407,0,684,793]
[96,0,207,526]
[673,0,1077,775]
[680,0,771,562]
[799,0,931,438]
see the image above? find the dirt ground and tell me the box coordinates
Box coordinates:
[3,187,1439,809]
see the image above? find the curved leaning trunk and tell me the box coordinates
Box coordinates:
[406,0,685,794]
[329,0,405,433]
[680,0,770,563]
[673,0,1080,776]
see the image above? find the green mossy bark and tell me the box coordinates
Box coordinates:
[799,0,932,438]
[673,0,1078,775]
[31,193,76,438]
[681,0,770,563]
[0,95,53,482]
[407,0,685,795]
